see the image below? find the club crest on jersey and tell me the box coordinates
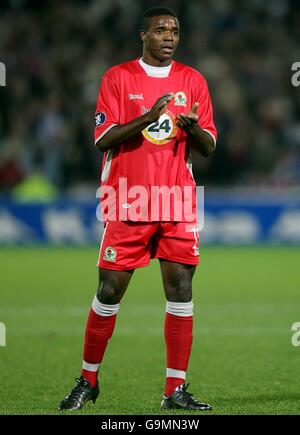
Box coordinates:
[95,112,106,126]
[174,91,187,107]
[103,246,117,262]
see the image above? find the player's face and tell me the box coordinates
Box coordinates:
[141,15,180,65]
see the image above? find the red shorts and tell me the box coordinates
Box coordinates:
[97,221,199,270]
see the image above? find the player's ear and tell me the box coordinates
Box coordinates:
[140,30,146,43]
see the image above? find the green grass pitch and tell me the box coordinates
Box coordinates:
[0,246,299,415]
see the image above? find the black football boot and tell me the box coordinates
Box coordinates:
[58,376,99,411]
[161,383,212,411]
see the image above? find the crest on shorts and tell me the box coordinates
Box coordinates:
[174,91,187,107]
[103,246,117,262]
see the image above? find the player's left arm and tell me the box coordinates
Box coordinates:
[176,78,217,157]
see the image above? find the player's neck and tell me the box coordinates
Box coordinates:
[141,53,173,67]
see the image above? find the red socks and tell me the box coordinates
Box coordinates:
[81,296,193,395]
[82,296,120,387]
[164,301,193,397]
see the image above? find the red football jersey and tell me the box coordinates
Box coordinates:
[94,58,217,222]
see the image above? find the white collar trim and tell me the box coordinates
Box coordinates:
[139,58,172,78]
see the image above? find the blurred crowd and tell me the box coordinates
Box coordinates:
[1,0,300,196]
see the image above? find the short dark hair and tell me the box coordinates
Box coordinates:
[141,7,178,31]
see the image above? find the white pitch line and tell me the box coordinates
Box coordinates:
[4,325,292,337]
[1,303,300,317]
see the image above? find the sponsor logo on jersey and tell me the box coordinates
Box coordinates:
[95,112,106,126]
[103,246,117,262]
[142,106,150,115]
[128,93,144,100]
[174,91,187,107]
[142,110,177,145]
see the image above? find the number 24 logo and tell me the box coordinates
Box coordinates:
[148,119,171,133]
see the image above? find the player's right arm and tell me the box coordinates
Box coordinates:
[97,94,172,152]
[94,73,173,152]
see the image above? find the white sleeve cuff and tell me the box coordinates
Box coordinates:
[202,129,217,149]
[95,124,117,146]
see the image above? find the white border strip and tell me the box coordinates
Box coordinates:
[97,222,109,266]
[95,124,117,145]
[166,368,186,379]
[82,361,100,372]
[203,129,216,149]
[166,301,193,317]
[92,295,120,316]
[101,149,113,182]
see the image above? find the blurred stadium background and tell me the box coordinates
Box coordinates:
[0,0,300,415]
[1,0,300,244]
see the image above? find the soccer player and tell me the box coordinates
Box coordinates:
[59,6,217,411]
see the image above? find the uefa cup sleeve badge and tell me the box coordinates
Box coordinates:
[174,91,187,107]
